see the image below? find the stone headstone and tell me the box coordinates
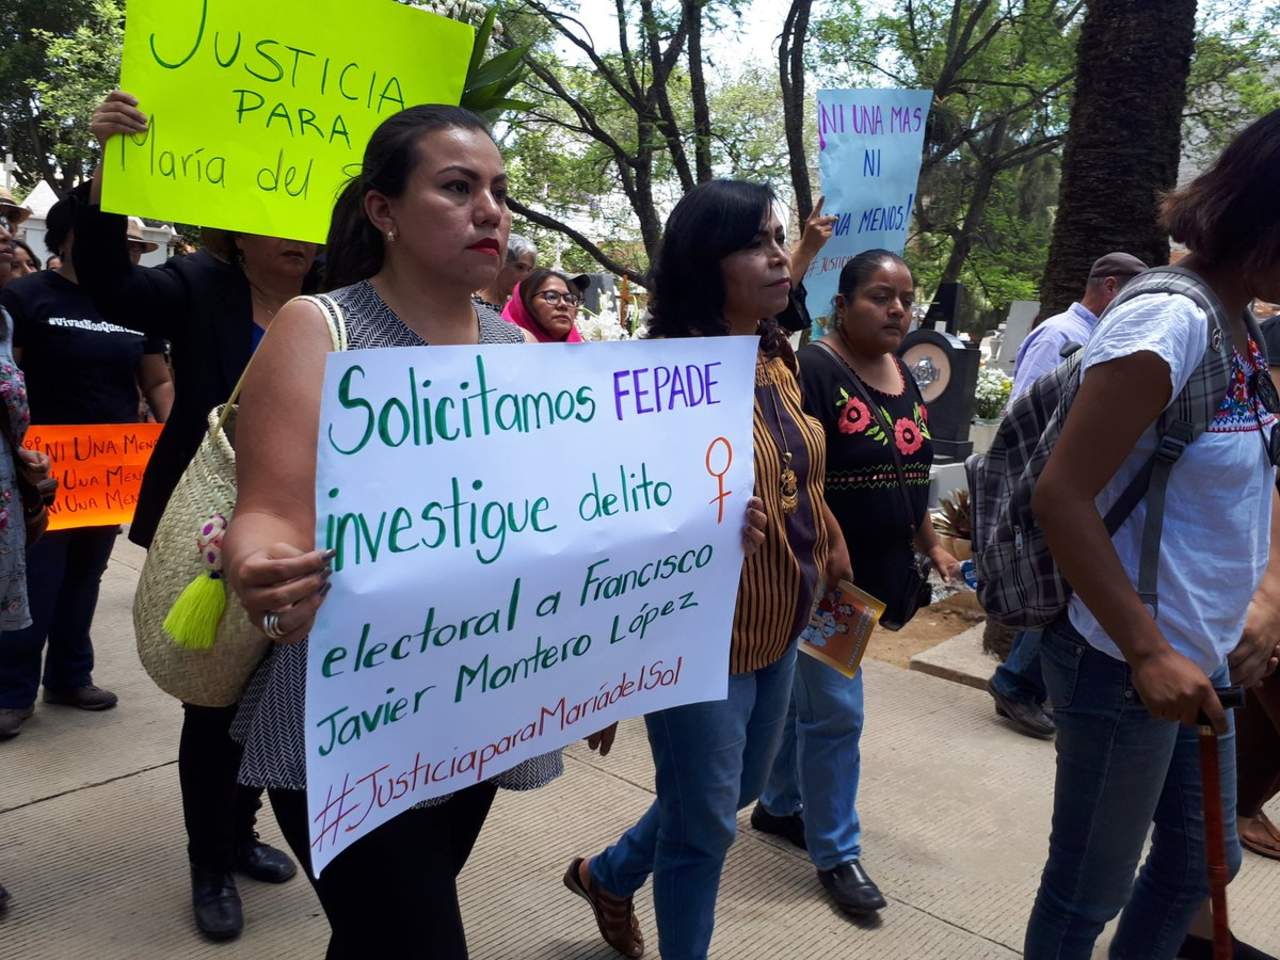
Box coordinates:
[993,301,1039,376]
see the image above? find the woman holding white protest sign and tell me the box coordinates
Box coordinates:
[563,179,852,960]
[220,105,767,959]
[81,90,317,944]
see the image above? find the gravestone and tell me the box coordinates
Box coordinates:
[992,301,1040,377]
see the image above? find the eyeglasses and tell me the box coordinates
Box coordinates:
[537,290,581,308]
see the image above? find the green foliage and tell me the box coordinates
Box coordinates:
[812,0,1080,328]
[30,0,124,190]
[0,0,100,191]
[805,0,1280,328]
[460,7,535,121]
[1182,3,1280,169]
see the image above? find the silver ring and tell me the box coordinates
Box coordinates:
[262,610,286,640]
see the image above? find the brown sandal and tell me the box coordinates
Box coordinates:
[563,856,645,958]
[1240,812,1280,861]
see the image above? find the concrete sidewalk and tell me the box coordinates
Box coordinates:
[1,535,1277,959]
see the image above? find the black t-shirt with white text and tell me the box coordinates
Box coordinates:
[1,270,162,424]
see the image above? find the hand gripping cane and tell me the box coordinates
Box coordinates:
[1197,685,1247,960]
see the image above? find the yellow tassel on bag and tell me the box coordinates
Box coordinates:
[164,573,227,650]
[163,514,230,651]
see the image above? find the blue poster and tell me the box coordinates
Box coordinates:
[804,89,933,329]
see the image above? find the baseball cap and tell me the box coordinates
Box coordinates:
[1088,252,1148,280]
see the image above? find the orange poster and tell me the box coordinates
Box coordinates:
[22,424,164,531]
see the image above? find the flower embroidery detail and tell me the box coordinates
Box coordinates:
[837,395,872,435]
[894,417,924,455]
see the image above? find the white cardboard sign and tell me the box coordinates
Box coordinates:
[304,337,758,873]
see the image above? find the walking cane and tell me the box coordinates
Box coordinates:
[1198,685,1247,960]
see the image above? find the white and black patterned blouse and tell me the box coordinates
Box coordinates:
[233,280,563,795]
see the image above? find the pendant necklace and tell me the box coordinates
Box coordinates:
[766,380,800,516]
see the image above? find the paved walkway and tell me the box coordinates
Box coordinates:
[1,535,1277,959]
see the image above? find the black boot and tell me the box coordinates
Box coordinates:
[235,834,297,884]
[190,866,243,942]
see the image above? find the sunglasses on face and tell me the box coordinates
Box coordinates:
[537,290,581,308]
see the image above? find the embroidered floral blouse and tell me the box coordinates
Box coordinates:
[797,342,932,608]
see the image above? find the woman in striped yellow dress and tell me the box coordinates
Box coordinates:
[563,179,852,960]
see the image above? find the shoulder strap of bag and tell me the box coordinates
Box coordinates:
[1088,266,1234,616]
[814,340,919,541]
[215,294,348,433]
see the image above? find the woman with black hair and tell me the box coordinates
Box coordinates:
[73,90,320,944]
[564,179,852,960]
[0,193,171,738]
[9,239,40,279]
[221,102,632,959]
[1025,109,1280,960]
[752,249,959,920]
[503,266,588,342]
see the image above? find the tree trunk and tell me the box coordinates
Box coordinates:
[1039,0,1197,316]
[940,116,1009,284]
[779,0,814,222]
[684,0,713,183]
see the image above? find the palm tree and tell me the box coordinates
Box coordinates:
[1039,0,1198,316]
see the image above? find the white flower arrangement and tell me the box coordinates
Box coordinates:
[576,306,638,342]
[974,365,1013,420]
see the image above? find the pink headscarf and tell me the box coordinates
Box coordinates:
[501,280,584,343]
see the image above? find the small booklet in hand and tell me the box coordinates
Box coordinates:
[798,579,885,678]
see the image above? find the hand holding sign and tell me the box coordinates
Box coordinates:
[230,542,334,645]
[102,0,474,242]
[798,196,839,259]
[91,91,149,148]
[742,496,767,557]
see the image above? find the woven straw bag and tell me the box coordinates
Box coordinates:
[134,295,347,706]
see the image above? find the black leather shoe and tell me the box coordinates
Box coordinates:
[235,836,297,884]
[1178,932,1278,960]
[818,861,886,916]
[987,679,1055,740]
[750,802,807,850]
[190,866,243,942]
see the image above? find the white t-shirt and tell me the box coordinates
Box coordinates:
[1066,293,1276,673]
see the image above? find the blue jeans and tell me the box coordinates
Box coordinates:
[590,647,798,960]
[759,653,864,870]
[1024,620,1241,960]
[0,526,117,709]
[991,630,1047,706]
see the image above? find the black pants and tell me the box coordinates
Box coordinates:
[179,703,266,870]
[270,781,497,960]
